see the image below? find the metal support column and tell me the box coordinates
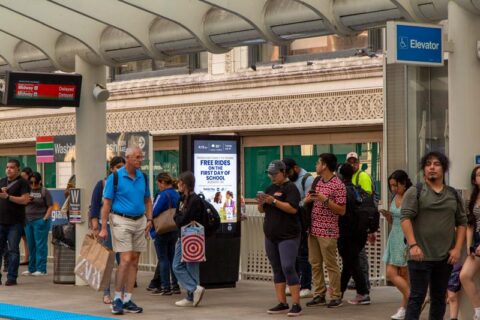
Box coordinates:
[449,3,480,318]
[74,55,107,285]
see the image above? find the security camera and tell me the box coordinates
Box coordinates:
[93,84,110,102]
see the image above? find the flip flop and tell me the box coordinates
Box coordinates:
[103,295,112,305]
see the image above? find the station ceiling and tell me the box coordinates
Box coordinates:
[0,0,477,72]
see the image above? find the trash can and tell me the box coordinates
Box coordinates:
[53,243,75,284]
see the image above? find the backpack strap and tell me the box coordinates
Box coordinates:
[416,182,423,200]
[301,173,312,193]
[113,171,148,197]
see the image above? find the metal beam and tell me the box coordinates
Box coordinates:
[121,0,227,54]
[0,0,110,66]
[201,0,290,44]
[51,0,162,59]
[390,0,427,21]
[0,32,20,69]
[0,7,62,69]
[294,0,352,35]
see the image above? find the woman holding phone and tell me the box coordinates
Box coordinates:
[257,160,302,317]
[381,170,412,320]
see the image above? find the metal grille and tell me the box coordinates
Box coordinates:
[239,204,386,286]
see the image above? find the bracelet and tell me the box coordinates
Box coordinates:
[409,243,418,249]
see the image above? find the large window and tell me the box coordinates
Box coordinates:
[0,155,56,188]
[244,146,280,198]
[244,143,380,199]
[153,150,179,195]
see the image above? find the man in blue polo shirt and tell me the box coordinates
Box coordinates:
[99,147,153,315]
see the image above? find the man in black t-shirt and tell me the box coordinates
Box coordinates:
[0,159,30,286]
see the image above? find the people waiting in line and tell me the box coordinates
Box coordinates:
[305,153,346,308]
[336,163,370,305]
[89,156,125,305]
[99,147,153,315]
[346,152,373,292]
[149,172,180,296]
[257,160,302,316]
[460,165,480,320]
[172,171,206,307]
[19,166,33,266]
[22,172,53,277]
[282,158,314,299]
[381,170,412,319]
[0,159,30,286]
[401,151,466,320]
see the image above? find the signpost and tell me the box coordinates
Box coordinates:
[387,21,443,66]
[68,188,81,224]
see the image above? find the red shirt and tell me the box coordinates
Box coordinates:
[310,175,346,239]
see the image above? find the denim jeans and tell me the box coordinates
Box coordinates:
[338,234,368,295]
[154,231,178,289]
[358,247,371,290]
[405,259,452,320]
[25,218,51,273]
[296,232,312,290]
[0,223,23,281]
[172,238,199,301]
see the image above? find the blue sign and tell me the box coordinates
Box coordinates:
[387,22,443,66]
[476,155,480,165]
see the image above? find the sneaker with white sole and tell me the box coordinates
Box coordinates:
[175,298,193,307]
[348,294,370,305]
[391,307,406,320]
[299,289,313,298]
[267,302,289,314]
[31,271,47,276]
[287,304,302,317]
[21,271,32,276]
[193,285,205,307]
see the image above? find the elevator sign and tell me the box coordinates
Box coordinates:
[387,21,443,66]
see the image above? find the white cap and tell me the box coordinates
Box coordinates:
[346,152,359,160]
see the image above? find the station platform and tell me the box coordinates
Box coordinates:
[0,265,429,320]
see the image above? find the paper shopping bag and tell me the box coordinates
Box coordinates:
[181,221,206,263]
[74,234,115,291]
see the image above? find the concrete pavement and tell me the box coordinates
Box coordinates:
[0,266,432,320]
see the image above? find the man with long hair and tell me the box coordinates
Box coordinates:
[401,151,467,320]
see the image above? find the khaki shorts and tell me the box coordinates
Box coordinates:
[110,214,147,253]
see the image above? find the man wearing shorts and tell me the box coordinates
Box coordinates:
[100,147,153,315]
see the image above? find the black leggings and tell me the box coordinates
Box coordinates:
[338,234,368,295]
[265,236,301,286]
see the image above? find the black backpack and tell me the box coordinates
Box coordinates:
[353,172,380,233]
[198,194,221,237]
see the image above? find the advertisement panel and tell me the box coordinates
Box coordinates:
[192,138,239,234]
[52,131,149,162]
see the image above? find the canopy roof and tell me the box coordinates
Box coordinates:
[0,0,476,72]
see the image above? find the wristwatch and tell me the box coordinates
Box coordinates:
[272,199,277,206]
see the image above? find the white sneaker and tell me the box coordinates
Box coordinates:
[31,271,47,276]
[391,307,406,320]
[300,289,313,298]
[193,285,205,307]
[175,298,193,307]
[21,271,31,276]
[285,286,291,296]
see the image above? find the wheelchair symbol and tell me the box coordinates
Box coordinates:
[400,37,408,49]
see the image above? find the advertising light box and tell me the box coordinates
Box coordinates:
[2,71,82,107]
[193,137,240,235]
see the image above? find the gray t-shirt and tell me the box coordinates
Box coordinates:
[25,187,52,223]
[401,183,467,261]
